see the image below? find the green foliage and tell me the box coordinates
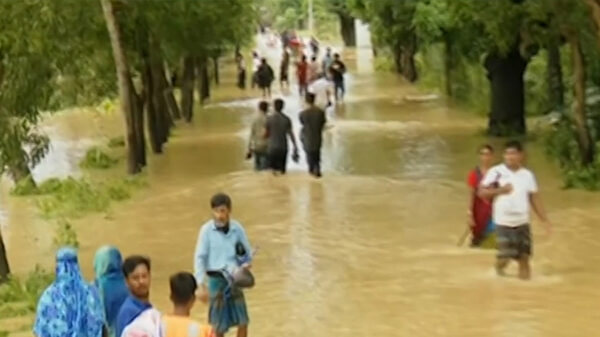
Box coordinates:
[11,176,39,196]
[80,147,118,169]
[53,220,79,249]
[0,266,53,315]
[108,136,126,148]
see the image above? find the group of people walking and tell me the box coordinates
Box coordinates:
[466,140,552,279]
[247,94,326,178]
[34,193,254,337]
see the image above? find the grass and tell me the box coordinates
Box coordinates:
[53,220,79,249]
[107,136,125,148]
[80,147,118,169]
[0,266,53,317]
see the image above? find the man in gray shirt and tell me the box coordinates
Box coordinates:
[299,93,326,177]
[246,101,269,170]
[265,99,298,174]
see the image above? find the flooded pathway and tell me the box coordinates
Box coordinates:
[3,33,600,336]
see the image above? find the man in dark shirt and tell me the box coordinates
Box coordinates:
[265,99,299,174]
[328,53,346,102]
[299,93,326,178]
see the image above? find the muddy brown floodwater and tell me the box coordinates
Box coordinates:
[3,32,600,337]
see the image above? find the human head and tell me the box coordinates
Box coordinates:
[211,192,232,226]
[94,245,123,279]
[169,272,197,311]
[334,53,340,60]
[122,255,151,301]
[311,56,317,62]
[305,93,316,105]
[503,140,524,168]
[478,144,494,168]
[258,101,269,114]
[252,51,258,58]
[55,247,82,283]
[326,47,331,55]
[274,98,285,112]
[261,57,267,65]
[301,55,307,62]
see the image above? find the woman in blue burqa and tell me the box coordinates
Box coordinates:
[94,246,130,337]
[34,247,105,337]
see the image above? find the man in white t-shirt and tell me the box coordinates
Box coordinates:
[307,74,335,125]
[479,140,552,280]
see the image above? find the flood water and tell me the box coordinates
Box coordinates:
[3,32,600,336]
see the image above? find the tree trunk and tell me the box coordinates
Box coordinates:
[547,42,564,112]
[484,47,528,136]
[0,228,10,283]
[100,0,143,174]
[163,64,181,120]
[181,56,195,123]
[400,34,418,83]
[338,13,356,47]
[142,58,162,154]
[212,56,220,86]
[131,85,146,168]
[443,33,453,97]
[569,34,595,165]
[196,57,210,104]
[586,0,600,49]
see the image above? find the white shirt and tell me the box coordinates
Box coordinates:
[481,164,538,227]
[252,58,261,72]
[308,78,332,109]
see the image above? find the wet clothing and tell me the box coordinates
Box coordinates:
[162,316,213,337]
[297,61,308,85]
[308,61,320,83]
[34,248,105,337]
[333,80,345,100]
[121,308,163,337]
[116,297,153,337]
[94,246,130,337]
[299,106,326,152]
[268,150,288,173]
[481,164,538,227]
[467,167,495,246]
[305,150,321,176]
[308,78,333,109]
[329,60,346,83]
[280,52,290,83]
[207,275,249,335]
[249,113,268,154]
[253,152,269,171]
[497,224,532,259]
[256,64,274,89]
[266,112,293,153]
[322,54,333,76]
[194,219,252,335]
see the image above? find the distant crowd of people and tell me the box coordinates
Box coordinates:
[34,193,254,337]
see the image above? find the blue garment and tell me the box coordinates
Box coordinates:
[194,219,252,285]
[114,296,152,337]
[94,246,130,337]
[34,247,105,337]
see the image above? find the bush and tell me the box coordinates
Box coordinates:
[107,136,125,148]
[37,178,110,219]
[10,176,38,196]
[53,220,79,249]
[80,147,118,169]
[0,265,53,316]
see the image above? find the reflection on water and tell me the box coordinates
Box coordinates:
[3,33,600,337]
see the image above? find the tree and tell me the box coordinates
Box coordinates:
[325,0,357,46]
[0,228,9,283]
[350,0,419,82]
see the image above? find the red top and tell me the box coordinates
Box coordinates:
[296,61,308,84]
[467,167,493,241]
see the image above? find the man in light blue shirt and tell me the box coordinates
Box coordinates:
[194,193,252,337]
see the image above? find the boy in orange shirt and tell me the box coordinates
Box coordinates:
[163,272,214,337]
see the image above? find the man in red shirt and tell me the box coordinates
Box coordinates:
[466,144,496,247]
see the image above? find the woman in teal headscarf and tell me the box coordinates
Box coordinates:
[34,247,105,337]
[94,246,130,337]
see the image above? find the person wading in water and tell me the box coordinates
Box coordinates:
[479,140,552,280]
[466,144,496,247]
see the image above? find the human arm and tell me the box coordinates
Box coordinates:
[287,119,298,153]
[528,175,552,234]
[477,168,511,198]
[193,226,210,301]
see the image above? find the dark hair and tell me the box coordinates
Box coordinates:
[479,144,494,153]
[258,101,268,113]
[274,98,284,111]
[301,55,307,61]
[504,140,523,152]
[305,92,315,104]
[334,53,340,58]
[210,193,232,209]
[261,57,267,63]
[169,272,197,306]
[311,56,317,62]
[122,255,151,278]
